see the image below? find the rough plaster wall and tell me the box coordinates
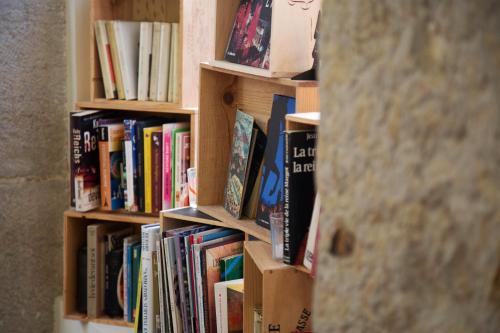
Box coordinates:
[315,1,500,332]
[0,1,67,332]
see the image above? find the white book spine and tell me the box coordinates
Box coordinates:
[138,22,153,101]
[116,22,140,100]
[149,22,162,101]
[167,23,179,103]
[214,283,229,333]
[303,195,320,270]
[156,240,166,333]
[157,23,171,102]
[142,225,159,333]
[162,238,173,332]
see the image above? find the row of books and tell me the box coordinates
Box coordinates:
[70,111,191,213]
[141,221,244,333]
[220,94,319,269]
[95,20,179,102]
[76,219,246,333]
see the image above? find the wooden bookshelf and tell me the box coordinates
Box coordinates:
[64,209,159,225]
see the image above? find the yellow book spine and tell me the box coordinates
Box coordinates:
[144,127,162,213]
[133,262,142,333]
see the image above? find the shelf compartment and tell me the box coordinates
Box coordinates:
[243,241,314,332]
[90,0,213,108]
[286,111,320,130]
[210,0,320,78]
[196,64,318,240]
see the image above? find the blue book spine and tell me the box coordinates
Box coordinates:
[127,243,134,322]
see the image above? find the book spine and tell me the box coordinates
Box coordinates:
[194,246,205,333]
[132,245,141,322]
[177,133,190,207]
[94,21,114,99]
[106,21,125,99]
[157,23,171,102]
[151,132,163,214]
[142,226,159,333]
[131,121,139,212]
[138,22,152,101]
[144,130,153,213]
[87,226,98,317]
[283,132,291,264]
[124,119,135,211]
[123,239,129,321]
[156,240,166,333]
[162,128,172,210]
[174,236,189,333]
[168,23,179,103]
[149,22,161,101]
[108,125,125,210]
[70,115,80,207]
[137,125,146,212]
[99,126,111,210]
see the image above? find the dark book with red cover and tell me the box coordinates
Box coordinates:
[70,110,103,211]
[225,0,272,69]
[151,131,163,214]
[283,130,317,265]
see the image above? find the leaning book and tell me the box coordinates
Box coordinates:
[70,110,103,211]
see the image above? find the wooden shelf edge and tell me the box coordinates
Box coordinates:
[64,209,159,224]
[64,314,134,327]
[286,112,320,126]
[197,205,271,244]
[75,100,197,114]
[202,62,318,88]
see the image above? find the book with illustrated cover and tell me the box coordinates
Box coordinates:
[225,0,272,69]
[283,130,317,265]
[175,131,190,208]
[98,122,125,210]
[202,240,244,332]
[220,254,243,281]
[171,126,190,208]
[256,95,296,228]
[70,110,103,211]
[223,110,255,218]
[214,279,244,333]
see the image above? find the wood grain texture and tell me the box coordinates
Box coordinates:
[243,242,264,333]
[64,208,159,224]
[75,99,194,114]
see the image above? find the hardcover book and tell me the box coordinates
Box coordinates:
[135,119,165,212]
[98,122,125,210]
[283,130,317,265]
[220,254,244,281]
[225,0,272,69]
[143,126,162,213]
[105,247,124,317]
[223,110,255,218]
[256,95,296,228]
[151,131,163,214]
[70,110,102,211]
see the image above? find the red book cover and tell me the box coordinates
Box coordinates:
[151,131,163,214]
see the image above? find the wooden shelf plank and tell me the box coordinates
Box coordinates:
[76,99,196,114]
[64,209,159,224]
[91,317,134,328]
[286,112,320,126]
[245,241,312,275]
[196,205,271,244]
[162,207,220,224]
[201,62,318,88]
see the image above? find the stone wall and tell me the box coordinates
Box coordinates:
[315,0,500,332]
[0,1,67,332]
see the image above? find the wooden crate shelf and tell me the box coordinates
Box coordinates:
[243,241,314,332]
[90,0,213,108]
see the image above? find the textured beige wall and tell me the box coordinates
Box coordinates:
[315,0,500,332]
[0,1,67,332]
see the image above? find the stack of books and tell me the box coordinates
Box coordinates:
[70,111,191,214]
[94,20,180,103]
